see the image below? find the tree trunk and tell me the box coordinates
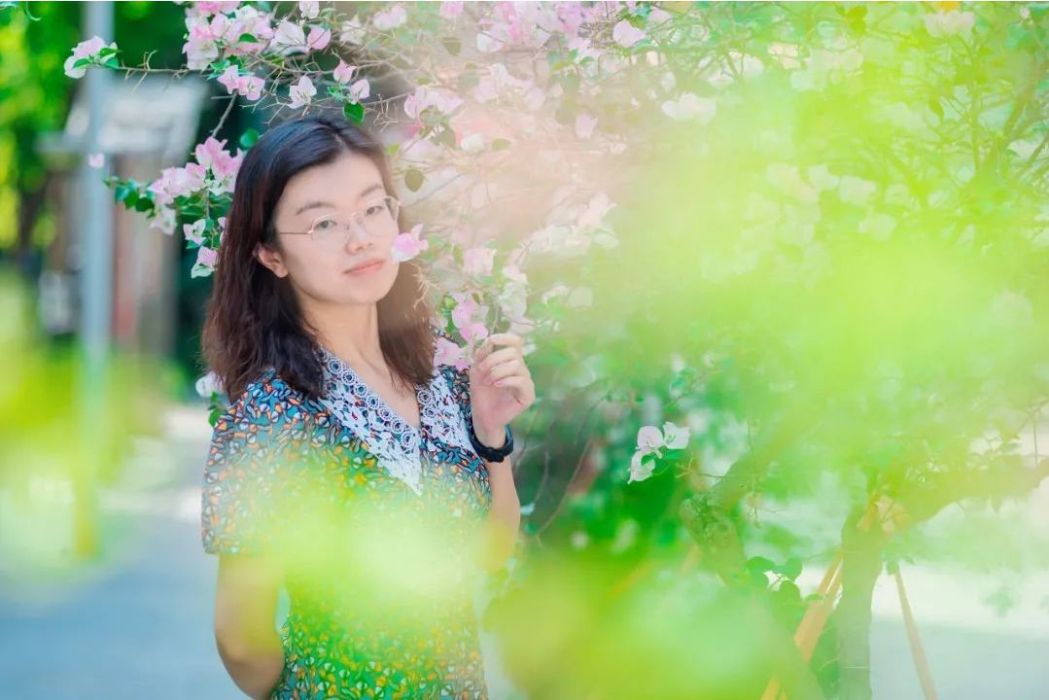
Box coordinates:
[835,506,887,700]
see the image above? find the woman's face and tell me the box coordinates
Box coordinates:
[260,150,400,308]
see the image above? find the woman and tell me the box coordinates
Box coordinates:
[199,115,533,699]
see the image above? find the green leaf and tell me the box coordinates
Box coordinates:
[237,33,258,43]
[343,100,365,124]
[745,556,775,574]
[238,128,260,149]
[773,557,803,581]
[433,125,456,148]
[404,168,425,192]
[441,37,461,55]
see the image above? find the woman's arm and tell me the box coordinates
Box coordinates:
[475,426,521,572]
[213,553,285,700]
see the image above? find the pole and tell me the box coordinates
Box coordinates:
[74,0,114,559]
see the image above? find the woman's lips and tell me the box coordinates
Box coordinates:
[345,259,385,275]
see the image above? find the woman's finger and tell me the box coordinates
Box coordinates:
[476,346,521,375]
[484,358,524,384]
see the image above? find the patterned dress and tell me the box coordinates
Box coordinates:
[200,335,493,699]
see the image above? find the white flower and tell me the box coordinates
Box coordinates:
[838,175,876,206]
[463,247,496,276]
[924,10,975,38]
[661,93,717,123]
[272,19,307,53]
[858,213,897,241]
[373,4,407,31]
[339,16,366,45]
[459,132,487,153]
[298,1,319,20]
[195,370,224,398]
[612,19,645,48]
[288,75,316,109]
[628,421,691,483]
[349,78,370,102]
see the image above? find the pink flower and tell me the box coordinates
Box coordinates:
[64,36,117,79]
[434,336,469,371]
[148,164,206,206]
[238,74,265,101]
[183,219,206,245]
[462,247,496,276]
[182,13,236,69]
[575,113,598,139]
[451,296,479,330]
[439,1,464,20]
[217,65,241,92]
[288,75,316,109]
[459,321,489,344]
[502,264,528,285]
[194,137,242,180]
[298,1,319,19]
[612,19,645,48]
[391,224,428,262]
[372,4,407,31]
[333,59,356,84]
[217,66,264,101]
[648,7,673,25]
[194,1,240,16]
[227,6,275,55]
[88,153,105,169]
[191,245,219,278]
[306,26,331,51]
[403,86,463,119]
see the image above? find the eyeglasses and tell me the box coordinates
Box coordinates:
[276,195,401,248]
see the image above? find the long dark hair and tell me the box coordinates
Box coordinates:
[202,115,435,402]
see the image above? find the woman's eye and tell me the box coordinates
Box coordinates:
[314,218,337,231]
[364,204,385,217]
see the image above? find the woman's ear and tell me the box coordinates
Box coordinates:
[254,243,289,278]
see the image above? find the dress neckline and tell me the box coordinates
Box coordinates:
[316,345,424,433]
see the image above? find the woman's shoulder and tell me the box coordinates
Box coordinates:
[212,369,313,448]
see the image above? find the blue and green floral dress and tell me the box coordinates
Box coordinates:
[200,334,493,699]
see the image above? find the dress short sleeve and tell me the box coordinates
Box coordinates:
[200,372,305,556]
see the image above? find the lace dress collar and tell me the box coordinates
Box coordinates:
[315,346,472,495]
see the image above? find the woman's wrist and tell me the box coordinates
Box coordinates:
[474,423,507,449]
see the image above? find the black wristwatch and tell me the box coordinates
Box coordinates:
[465,413,514,463]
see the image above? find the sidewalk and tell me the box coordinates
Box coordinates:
[0,404,239,699]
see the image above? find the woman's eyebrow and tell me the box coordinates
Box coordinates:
[292,185,386,216]
[356,183,385,200]
[293,200,334,216]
